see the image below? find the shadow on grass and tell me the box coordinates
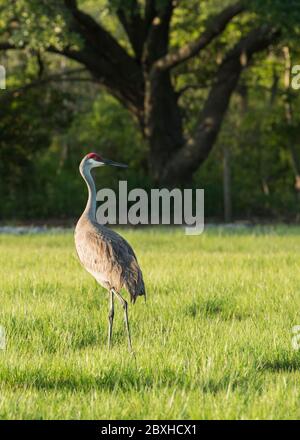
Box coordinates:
[0,366,189,392]
[7,315,129,354]
[258,355,300,372]
[201,373,262,395]
[0,364,264,396]
[185,297,249,321]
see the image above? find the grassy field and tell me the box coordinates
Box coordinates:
[1,226,300,419]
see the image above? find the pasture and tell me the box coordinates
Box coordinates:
[0,227,300,419]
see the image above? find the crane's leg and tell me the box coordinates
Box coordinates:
[108,289,114,349]
[113,290,133,353]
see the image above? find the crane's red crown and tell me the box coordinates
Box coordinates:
[86,152,103,161]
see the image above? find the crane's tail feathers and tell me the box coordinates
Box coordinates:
[126,268,146,305]
[130,289,146,304]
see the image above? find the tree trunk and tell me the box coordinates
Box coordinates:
[223,145,232,222]
[58,2,278,188]
[0,1,279,187]
[144,70,184,184]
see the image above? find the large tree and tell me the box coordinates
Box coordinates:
[0,0,296,185]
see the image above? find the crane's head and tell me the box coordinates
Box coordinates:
[80,152,128,171]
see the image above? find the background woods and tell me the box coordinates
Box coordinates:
[0,0,300,222]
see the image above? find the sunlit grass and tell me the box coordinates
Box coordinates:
[1,226,300,419]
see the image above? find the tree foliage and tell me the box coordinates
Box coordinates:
[0,1,300,221]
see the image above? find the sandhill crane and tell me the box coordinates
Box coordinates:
[75,152,145,353]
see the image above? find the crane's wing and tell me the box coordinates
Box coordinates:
[76,223,145,302]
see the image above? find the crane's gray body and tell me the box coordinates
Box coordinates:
[75,215,145,303]
[74,154,145,351]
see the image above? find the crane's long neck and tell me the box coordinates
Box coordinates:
[81,166,97,222]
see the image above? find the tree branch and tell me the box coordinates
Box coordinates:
[161,25,280,183]
[0,68,92,104]
[59,0,145,116]
[153,1,245,72]
[63,0,133,61]
[1,1,145,116]
[116,1,146,60]
[144,0,156,29]
[143,0,174,67]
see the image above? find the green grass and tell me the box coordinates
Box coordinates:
[1,226,300,419]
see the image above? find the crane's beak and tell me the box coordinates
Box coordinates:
[102,158,128,168]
